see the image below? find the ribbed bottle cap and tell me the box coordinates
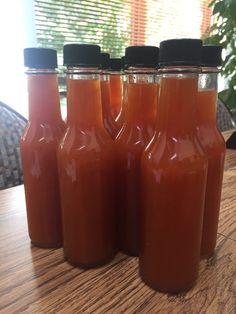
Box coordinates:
[63,44,101,67]
[24,48,57,69]
[110,58,122,71]
[201,45,222,67]
[159,39,202,66]
[100,52,110,69]
[125,45,159,67]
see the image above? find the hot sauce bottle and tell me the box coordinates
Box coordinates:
[140,39,208,293]
[58,44,116,268]
[116,46,159,256]
[21,48,65,248]
[197,45,226,258]
[100,52,117,139]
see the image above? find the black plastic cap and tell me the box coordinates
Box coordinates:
[63,44,101,67]
[159,39,203,66]
[24,48,57,69]
[100,52,110,69]
[121,56,126,70]
[110,58,122,71]
[201,45,222,67]
[125,45,159,68]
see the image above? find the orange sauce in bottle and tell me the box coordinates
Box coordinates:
[110,74,122,119]
[58,64,116,267]
[116,77,157,256]
[115,76,127,133]
[196,89,225,258]
[21,60,65,247]
[140,74,207,293]
[100,76,117,139]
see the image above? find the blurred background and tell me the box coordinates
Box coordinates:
[0,0,235,117]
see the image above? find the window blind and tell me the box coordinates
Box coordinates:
[34,0,212,66]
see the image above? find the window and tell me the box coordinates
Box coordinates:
[34,0,212,118]
[34,0,212,66]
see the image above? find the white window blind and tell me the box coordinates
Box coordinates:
[34,0,212,66]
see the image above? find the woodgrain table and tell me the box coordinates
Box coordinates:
[0,130,236,313]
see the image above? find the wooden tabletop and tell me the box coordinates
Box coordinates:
[0,131,236,314]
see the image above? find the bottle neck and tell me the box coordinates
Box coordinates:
[199,67,218,90]
[100,73,111,119]
[125,69,157,126]
[26,68,62,124]
[157,66,199,136]
[197,68,219,127]
[66,67,103,128]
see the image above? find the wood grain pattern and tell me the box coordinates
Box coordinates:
[0,130,236,313]
[220,129,236,241]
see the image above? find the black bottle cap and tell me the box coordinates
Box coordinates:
[125,45,159,68]
[100,52,110,69]
[121,56,126,70]
[24,48,57,69]
[63,44,101,67]
[201,45,222,67]
[110,58,122,71]
[159,38,203,67]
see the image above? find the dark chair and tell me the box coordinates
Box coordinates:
[0,102,27,189]
[217,98,236,132]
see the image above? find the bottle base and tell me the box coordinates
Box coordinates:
[121,249,138,257]
[64,251,117,269]
[201,249,215,260]
[120,245,138,257]
[31,240,62,249]
[140,271,196,294]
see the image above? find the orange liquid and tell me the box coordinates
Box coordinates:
[110,74,122,119]
[20,74,65,247]
[196,89,225,258]
[58,78,116,267]
[116,82,158,255]
[140,76,207,293]
[115,79,128,133]
[100,79,117,139]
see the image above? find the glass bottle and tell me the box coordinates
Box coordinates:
[197,45,226,258]
[109,58,123,119]
[21,48,65,247]
[58,44,116,268]
[116,46,159,256]
[100,52,117,139]
[140,39,208,293]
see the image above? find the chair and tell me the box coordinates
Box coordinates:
[0,102,27,189]
[217,98,236,132]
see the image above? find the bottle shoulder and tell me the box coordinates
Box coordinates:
[58,126,114,154]
[196,126,226,152]
[143,132,208,169]
[115,124,154,147]
[21,121,65,145]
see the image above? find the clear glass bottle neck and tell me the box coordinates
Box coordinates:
[25,68,58,75]
[197,67,219,128]
[124,67,158,127]
[199,67,219,90]
[100,71,110,82]
[125,67,158,84]
[109,71,122,75]
[26,68,62,123]
[66,67,103,128]
[157,67,199,136]
[66,67,100,80]
[158,65,200,74]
